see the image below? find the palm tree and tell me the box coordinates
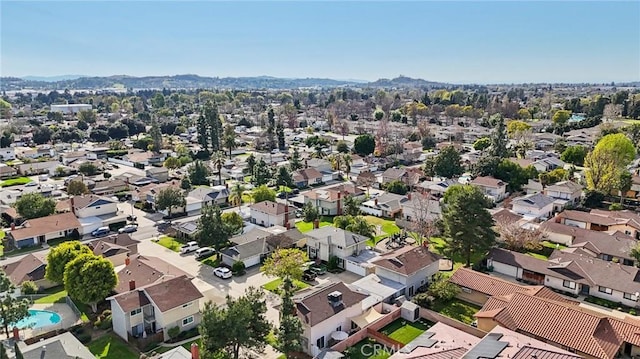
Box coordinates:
[223,124,236,158]
[313,145,325,159]
[230,183,246,209]
[211,151,225,185]
[346,216,375,239]
[342,154,352,178]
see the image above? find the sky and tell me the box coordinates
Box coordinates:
[1,1,639,84]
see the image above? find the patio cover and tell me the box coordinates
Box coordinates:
[350,307,384,328]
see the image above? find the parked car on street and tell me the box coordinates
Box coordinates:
[180,241,199,254]
[309,266,326,275]
[213,267,232,279]
[91,227,110,237]
[195,247,215,259]
[118,224,138,234]
[302,269,317,282]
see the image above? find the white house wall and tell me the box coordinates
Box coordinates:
[305,304,368,357]
[110,300,129,342]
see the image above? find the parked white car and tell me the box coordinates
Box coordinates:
[180,241,199,254]
[195,247,215,259]
[118,224,138,234]
[213,267,232,279]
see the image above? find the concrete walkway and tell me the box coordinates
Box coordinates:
[19,303,80,340]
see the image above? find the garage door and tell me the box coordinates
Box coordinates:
[243,255,262,268]
[346,260,366,276]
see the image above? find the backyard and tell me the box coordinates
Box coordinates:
[0,177,32,187]
[364,216,401,246]
[428,237,485,278]
[262,278,310,294]
[88,333,139,359]
[33,286,90,322]
[430,298,481,324]
[379,318,432,344]
[295,216,333,233]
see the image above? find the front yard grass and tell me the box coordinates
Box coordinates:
[380,319,432,344]
[200,254,221,267]
[0,177,32,187]
[295,216,333,233]
[88,333,139,359]
[155,235,181,252]
[430,298,481,324]
[262,278,310,294]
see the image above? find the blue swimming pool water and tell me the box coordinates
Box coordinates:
[14,310,61,329]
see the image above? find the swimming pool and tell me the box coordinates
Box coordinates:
[14,310,62,329]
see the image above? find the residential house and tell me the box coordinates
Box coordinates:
[417,178,458,197]
[293,168,323,188]
[448,267,576,306]
[7,212,81,248]
[305,227,369,272]
[533,132,561,150]
[70,194,119,218]
[17,160,63,176]
[15,332,95,359]
[122,151,166,167]
[0,147,16,160]
[306,158,337,183]
[142,181,183,208]
[294,281,375,356]
[380,168,420,188]
[486,247,640,308]
[0,164,18,179]
[544,180,583,211]
[250,200,296,228]
[184,186,229,215]
[60,151,88,165]
[2,252,56,291]
[114,255,190,294]
[399,192,441,223]
[264,228,306,253]
[629,175,640,198]
[360,192,407,218]
[220,237,266,268]
[88,233,140,266]
[92,179,130,196]
[172,220,199,240]
[556,209,640,239]
[401,142,422,164]
[510,193,555,220]
[109,275,203,342]
[531,155,566,172]
[470,176,508,202]
[540,221,636,266]
[371,246,442,297]
[474,291,640,359]
[303,183,365,216]
[146,166,169,183]
[524,179,543,195]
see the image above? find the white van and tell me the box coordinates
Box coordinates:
[39,174,48,181]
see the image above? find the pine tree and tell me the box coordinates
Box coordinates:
[203,101,222,152]
[290,147,303,171]
[197,113,209,150]
[149,120,163,153]
[488,114,509,158]
[276,121,285,150]
[254,158,272,186]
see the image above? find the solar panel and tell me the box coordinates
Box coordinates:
[461,333,508,359]
[399,332,437,353]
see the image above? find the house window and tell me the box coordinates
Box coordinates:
[337,246,343,250]
[563,280,576,289]
[182,301,192,308]
[182,316,194,326]
[130,308,141,316]
[598,286,613,295]
[316,336,325,349]
[336,326,342,332]
[623,292,636,301]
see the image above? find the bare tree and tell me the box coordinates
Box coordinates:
[494,217,544,251]
[406,192,439,246]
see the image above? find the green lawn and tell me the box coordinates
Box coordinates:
[346,338,392,359]
[542,241,567,250]
[88,334,139,359]
[295,216,333,233]
[0,177,32,187]
[429,237,484,270]
[155,236,181,252]
[200,254,220,267]
[262,278,310,294]
[430,298,481,324]
[364,216,401,246]
[380,319,432,345]
[527,252,548,260]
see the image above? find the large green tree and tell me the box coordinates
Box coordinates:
[616,171,633,204]
[253,185,276,203]
[64,253,117,312]
[585,133,636,193]
[289,147,303,171]
[488,114,508,158]
[66,180,89,195]
[385,180,409,195]
[276,166,294,189]
[189,160,211,186]
[45,241,93,284]
[0,270,30,338]
[354,134,375,156]
[433,145,464,178]
[561,145,587,166]
[196,205,231,251]
[253,158,272,186]
[155,187,186,219]
[14,193,56,220]
[204,101,222,152]
[261,248,309,281]
[223,124,236,157]
[199,287,271,359]
[442,184,497,267]
[552,110,571,126]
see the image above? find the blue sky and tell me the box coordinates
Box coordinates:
[1,1,639,83]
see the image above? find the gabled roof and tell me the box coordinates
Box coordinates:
[250,200,294,216]
[18,332,95,359]
[143,275,203,312]
[511,193,555,209]
[9,212,80,241]
[294,282,368,327]
[221,237,266,260]
[2,253,47,285]
[476,292,640,359]
[470,176,506,188]
[114,255,190,294]
[545,180,583,193]
[187,186,229,202]
[293,168,322,181]
[265,228,305,249]
[372,246,441,276]
[71,194,117,210]
[306,227,368,248]
[558,209,640,229]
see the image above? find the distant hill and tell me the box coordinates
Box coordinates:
[21,75,86,82]
[367,75,450,88]
[1,74,361,91]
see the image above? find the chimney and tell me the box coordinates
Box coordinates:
[125,257,130,266]
[191,343,200,359]
[337,191,342,215]
[374,198,378,206]
[129,280,136,291]
[12,326,19,340]
[407,192,412,200]
[225,183,228,189]
[10,222,15,230]
[327,291,343,308]
[285,222,291,230]
[284,205,289,227]
[70,196,76,215]
[313,219,320,229]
